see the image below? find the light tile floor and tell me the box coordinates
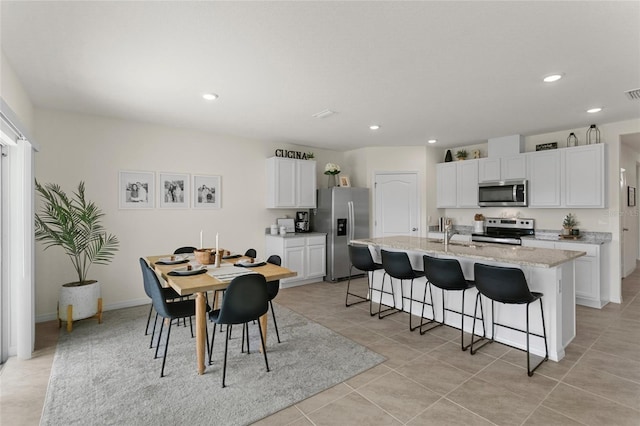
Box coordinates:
[2,269,640,425]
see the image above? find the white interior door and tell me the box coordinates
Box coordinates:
[374,172,420,238]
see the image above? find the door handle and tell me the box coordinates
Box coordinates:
[412,227,418,231]
[623,228,629,231]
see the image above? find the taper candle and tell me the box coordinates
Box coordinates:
[200,230,203,249]
[215,232,219,252]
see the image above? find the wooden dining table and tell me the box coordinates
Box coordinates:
[147,255,296,375]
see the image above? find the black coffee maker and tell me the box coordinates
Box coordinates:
[295,211,310,233]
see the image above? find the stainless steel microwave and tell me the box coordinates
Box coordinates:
[478,180,528,207]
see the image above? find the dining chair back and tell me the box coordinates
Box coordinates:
[208,273,270,387]
[139,258,203,377]
[174,246,197,254]
[244,248,257,258]
[266,255,282,343]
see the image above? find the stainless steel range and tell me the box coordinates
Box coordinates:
[471,217,535,245]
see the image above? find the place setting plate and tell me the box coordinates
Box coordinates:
[156,256,189,265]
[234,259,267,268]
[222,253,242,260]
[168,265,208,276]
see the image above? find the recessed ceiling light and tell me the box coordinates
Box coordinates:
[369,125,380,130]
[428,139,437,144]
[202,93,219,101]
[587,107,603,113]
[543,74,563,83]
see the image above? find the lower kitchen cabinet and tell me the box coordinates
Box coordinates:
[521,239,607,308]
[265,233,326,287]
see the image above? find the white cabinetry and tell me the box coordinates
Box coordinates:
[527,150,561,207]
[265,234,326,287]
[436,163,457,208]
[436,160,478,208]
[478,156,526,182]
[266,157,316,208]
[521,239,607,308]
[564,144,605,208]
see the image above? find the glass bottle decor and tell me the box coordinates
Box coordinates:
[586,124,600,144]
[567,132,578,147]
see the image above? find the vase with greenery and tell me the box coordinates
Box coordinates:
[455,149,468,160]
[324,163,341,187]
[35,181,119,328]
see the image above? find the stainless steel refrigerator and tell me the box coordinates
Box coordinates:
[311,187,369,282]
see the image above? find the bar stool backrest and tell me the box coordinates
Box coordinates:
[381,250,418,279]
[423,255,468,291]
[349,245,379,272]
[473,263,536,304]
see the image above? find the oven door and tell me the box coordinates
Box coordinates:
[478,180,527,207]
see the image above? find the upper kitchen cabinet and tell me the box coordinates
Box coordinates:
[564,144,606,208]
[527,149,561,207]
[266,157,317,208]
[436,160,478,208]
[478,156,526,182]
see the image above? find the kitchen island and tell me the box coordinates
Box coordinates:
[350,236,586,361]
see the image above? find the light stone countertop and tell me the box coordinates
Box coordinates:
[351,236,586,268]
[265,232,326,238]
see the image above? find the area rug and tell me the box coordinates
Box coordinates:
[40,304,384,425]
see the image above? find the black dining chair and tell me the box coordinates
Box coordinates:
[244,248,257,258]
[346,244,384,315]
[208,274,270,388]
[174,246,197,254]
[471,263,549,376]
[422,255,485,350]
[139,259,183,346]
[265,254,283,343]
[139,258,210,377]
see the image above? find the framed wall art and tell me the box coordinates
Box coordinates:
[119,170,155,209]
[159,172,189,208]
[339,175,351,187]
[193,175,221,209]
[628,186,636,207]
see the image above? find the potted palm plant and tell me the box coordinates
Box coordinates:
[35,181,119,331]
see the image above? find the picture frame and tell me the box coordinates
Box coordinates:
[193,175,221,209]
[159,172,189,208]
[535,142,558,151]
[119,170,155,209]
[339,175,351,187]
[628,186,636,207]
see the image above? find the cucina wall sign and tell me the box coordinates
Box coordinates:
[274,149,313,160]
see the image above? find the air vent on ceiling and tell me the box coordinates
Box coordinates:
[312,109,336,119]
[625,88,640,101]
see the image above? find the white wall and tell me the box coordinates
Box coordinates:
[1,51,35,134]
[343,146,437,237]
[620,142,640,277]
[33,109,344,320]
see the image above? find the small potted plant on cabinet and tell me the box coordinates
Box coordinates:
[455,149,468,161]
[562,213,579,236]
[35,181,119,332]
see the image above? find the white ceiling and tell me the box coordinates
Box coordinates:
[2,1,639,151]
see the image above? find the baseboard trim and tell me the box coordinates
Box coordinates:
[36,298,149,323]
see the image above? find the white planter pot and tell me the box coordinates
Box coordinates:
[59,280,101,321]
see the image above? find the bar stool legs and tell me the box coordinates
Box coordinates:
[470,293,549,376]
[416,281,439,334]
[378,272,402,319]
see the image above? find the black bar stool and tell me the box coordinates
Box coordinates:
[380,250,430,331]
[422,255,485,350]
[346,244,384,315]
[471,263,549,376]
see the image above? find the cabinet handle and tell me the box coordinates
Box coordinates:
[623,228,629,231]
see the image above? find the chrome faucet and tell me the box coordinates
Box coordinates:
[443,219,456,248]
